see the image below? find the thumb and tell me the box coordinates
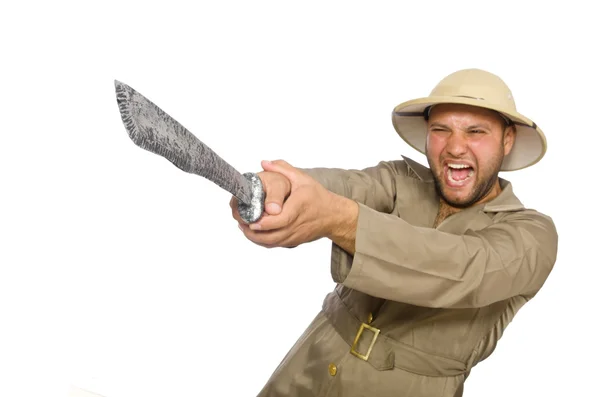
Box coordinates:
[261,159,299,184]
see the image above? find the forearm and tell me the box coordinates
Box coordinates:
[331,204,558,308]
[324,194,359,255]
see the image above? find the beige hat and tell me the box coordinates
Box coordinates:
[391,68,546,171]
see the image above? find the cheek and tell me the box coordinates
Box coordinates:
[426,134,445,157]
[469,139,502,163]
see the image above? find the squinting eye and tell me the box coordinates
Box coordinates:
[470,129,484,134]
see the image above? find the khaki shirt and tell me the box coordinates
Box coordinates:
[257,157,558,397]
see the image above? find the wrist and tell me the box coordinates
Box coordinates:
[324,193,358,242]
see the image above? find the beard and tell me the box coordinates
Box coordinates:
[428,149,504,209]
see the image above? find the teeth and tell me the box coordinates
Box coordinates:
[448,163,470,169]
[447,168,474,182]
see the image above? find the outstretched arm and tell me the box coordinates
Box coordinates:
[333,204,558,308]
[232,160,558,309]
[230,158,402,248]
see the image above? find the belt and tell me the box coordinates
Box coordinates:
[322,290,471,377]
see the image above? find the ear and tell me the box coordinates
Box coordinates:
[503,125,516,156]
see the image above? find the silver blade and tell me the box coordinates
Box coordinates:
[115,80,252,204]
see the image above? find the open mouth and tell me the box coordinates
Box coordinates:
[446,163,474,185]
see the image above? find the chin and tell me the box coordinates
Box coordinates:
[440,190,477,208]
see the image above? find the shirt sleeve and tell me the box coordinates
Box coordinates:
[300,161,403,214]
[330,204,558,309]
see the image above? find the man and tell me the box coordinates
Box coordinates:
[231,69,558,397]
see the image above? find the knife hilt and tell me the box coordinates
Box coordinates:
[238,173,265,224]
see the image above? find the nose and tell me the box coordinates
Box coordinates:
[445,131,468,157]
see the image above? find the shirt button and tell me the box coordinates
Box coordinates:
[328,363,337,376]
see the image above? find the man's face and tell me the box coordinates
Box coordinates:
[425,104,515,208]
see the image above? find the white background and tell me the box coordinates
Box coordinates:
[1,1,597,396]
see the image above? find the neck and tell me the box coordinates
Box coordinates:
[433,201,459,228]
[433,178,503,228]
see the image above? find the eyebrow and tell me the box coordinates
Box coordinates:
[428,122,492,130]
[466,124,492,130]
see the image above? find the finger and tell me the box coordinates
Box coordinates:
[249,213,290,231]
[262,159,301,184]
[240,225,292,248]
[237,223,274,248]
[258,172,290,216]
[249,195,301,231]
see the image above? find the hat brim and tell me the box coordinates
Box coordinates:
[391,96,547,171]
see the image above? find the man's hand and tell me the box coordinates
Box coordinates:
[231,160,358,253]
[229,161,292,220]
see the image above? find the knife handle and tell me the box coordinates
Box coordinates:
[238,172,265,224]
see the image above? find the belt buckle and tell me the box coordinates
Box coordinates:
[350,322,380,361]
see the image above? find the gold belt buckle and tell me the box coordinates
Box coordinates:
[350,322,380,361]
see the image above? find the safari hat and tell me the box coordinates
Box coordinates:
[391,68,546,171]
